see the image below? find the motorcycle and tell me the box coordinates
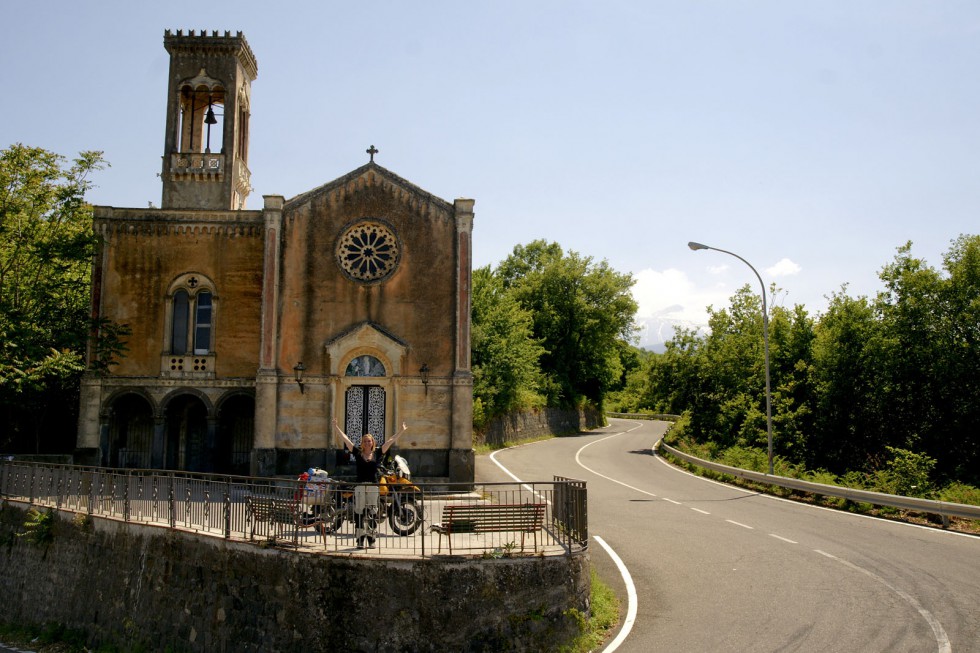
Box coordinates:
[300,455,424,537]
[379,454,425,536]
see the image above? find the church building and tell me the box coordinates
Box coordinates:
[75,30,475,482]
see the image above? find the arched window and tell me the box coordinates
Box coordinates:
[345,355,386,377]
[177,81,225,154]
[168,276,216,356]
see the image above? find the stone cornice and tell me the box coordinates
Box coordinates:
[93,206,263,237]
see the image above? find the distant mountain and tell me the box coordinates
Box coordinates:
[633,316,708,353]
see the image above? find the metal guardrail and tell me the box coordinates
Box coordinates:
[606,412,681,422]
[0,461,588,557]
[658,441,980,522]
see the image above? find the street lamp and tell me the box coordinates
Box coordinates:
[688,241,774,475]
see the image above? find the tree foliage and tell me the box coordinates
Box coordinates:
[640,236,980,487]
[0,144,108,452]
[496,240,638,409]
[471,265,546,426]
[471,240,638,419]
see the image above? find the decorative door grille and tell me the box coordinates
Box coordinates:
[345,385,386,445]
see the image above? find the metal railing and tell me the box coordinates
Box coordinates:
[0,461,588,557]
[659,442,980,523]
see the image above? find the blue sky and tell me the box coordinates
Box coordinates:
[2,1,978,348]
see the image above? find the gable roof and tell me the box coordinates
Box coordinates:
[284,161,454,214]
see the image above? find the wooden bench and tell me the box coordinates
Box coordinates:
[246,495,301,542]
[431,503,546,555]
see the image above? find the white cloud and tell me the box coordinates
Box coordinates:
[766,258,802,277]
[630,268,734,348]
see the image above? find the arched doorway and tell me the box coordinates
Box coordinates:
[106,393,154,468]
[164,394,210,472]
[216,394,254,475]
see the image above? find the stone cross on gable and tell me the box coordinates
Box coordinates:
[367,145,378,162]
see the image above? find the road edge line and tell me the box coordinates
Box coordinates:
[593,535,637,653]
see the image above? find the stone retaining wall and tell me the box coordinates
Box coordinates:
[0,502,589,652]
[476,407,604,448]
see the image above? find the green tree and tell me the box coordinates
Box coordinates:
[471,265,545,425]
[496,241,637,409]
[604,344,655,413]
[873,237,980,484]
[0,144,107,453]
[935,235,980,483]
[809,289,887,473]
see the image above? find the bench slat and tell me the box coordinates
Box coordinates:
[434,503,546,554]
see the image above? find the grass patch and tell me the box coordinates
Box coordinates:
[561,566,621,652]
[0,622,90,652]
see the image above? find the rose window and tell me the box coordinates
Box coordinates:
[335,220,400,282]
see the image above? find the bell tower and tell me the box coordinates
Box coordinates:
[161,30,258,210]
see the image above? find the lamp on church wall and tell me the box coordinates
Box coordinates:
[293,362,306,394]
[419,363,430,394]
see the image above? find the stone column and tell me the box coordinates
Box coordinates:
[450,199,475,483]
[253,195,284,474]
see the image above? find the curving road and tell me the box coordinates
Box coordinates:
[476,418,980,653]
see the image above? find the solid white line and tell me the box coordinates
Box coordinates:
[726,519,754,530]
[594,535,638,653]
[488,448,552,504]
[769,534,797,544]
[814,550,951,653]
[574,426,659,499]
[491,423,643,652]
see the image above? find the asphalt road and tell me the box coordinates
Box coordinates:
[476,417,980,653]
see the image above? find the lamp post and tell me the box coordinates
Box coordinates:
[688,241,774,475]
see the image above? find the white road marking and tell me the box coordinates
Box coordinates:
[726,519,754,530]
[573,425,659,499]
[769,534,797,544]
[488,448,552,504]
[649,431,977,540]
[491,437,640,653]
[663,498,681,505]
[595,535,638,653]
[690,507,711,515]
[814,550,952,653]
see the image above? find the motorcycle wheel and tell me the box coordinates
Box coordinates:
[316,505,345,534]
[388,499,423,536]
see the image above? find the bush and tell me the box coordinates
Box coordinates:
[719,446,769,474]
[880,447,937,498]
[938,482,980,507]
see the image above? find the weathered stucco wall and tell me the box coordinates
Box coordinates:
[0,503,589,652]
[93,208,265,377]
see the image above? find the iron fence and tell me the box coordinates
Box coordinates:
[0,461,587,558]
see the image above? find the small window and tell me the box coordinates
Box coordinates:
[345,355,386,377]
